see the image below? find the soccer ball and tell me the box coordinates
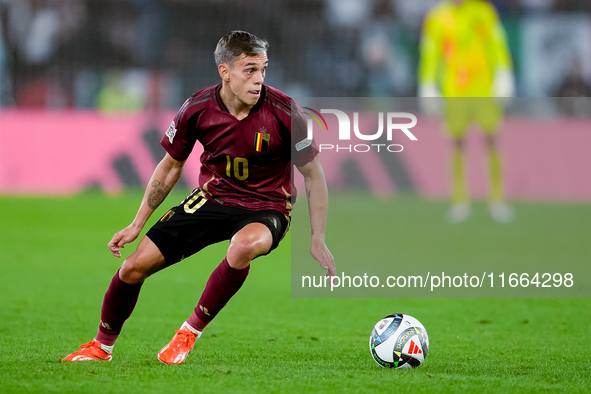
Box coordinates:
[369,313,429,369]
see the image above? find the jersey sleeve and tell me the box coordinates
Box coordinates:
[418,10,441,90]
[486,4,513,73]
[160,98,198,161]
[290,101,319,167]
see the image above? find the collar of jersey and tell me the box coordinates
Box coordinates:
[215,84,266,119]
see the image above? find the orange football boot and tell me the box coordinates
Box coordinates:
[158,326,199,365]
[62,340,112,362]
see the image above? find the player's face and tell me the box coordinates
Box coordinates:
[225,52,268,106]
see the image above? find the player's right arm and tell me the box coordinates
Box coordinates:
[108,153,186,257]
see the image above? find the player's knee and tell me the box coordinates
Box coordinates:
[120,256,151,284]
[227,239,260,263]
[228,235,271,265]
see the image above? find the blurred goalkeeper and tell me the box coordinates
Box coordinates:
[418,0,515,223]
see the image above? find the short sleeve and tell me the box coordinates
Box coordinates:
[290,101,319,167]
[160,98,198,161]
[418,10,440,87]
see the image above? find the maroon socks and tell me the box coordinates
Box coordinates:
[95,258,248,345]
[187,258,250,331]
[95,269,142,346]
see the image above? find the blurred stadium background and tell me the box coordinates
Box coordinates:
[1,0,591,198]
[1,0,591,107]
[2,0,589,298]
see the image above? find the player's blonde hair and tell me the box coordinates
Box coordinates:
[214,30,269,68]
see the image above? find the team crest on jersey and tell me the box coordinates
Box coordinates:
[166,120,177,143]
[255,128,270,153]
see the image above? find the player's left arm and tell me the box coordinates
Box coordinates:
[418,10,442,98]
[487,3,515,97]
[296,156,336,278]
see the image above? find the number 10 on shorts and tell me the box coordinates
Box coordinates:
[184,189,207,213]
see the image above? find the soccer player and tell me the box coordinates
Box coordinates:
[63,31,335,364]
[418,0,515,223]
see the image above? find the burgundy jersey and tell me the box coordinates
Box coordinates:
[160,84,318,215]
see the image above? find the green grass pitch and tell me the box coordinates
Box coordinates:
[1,192,590,393]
